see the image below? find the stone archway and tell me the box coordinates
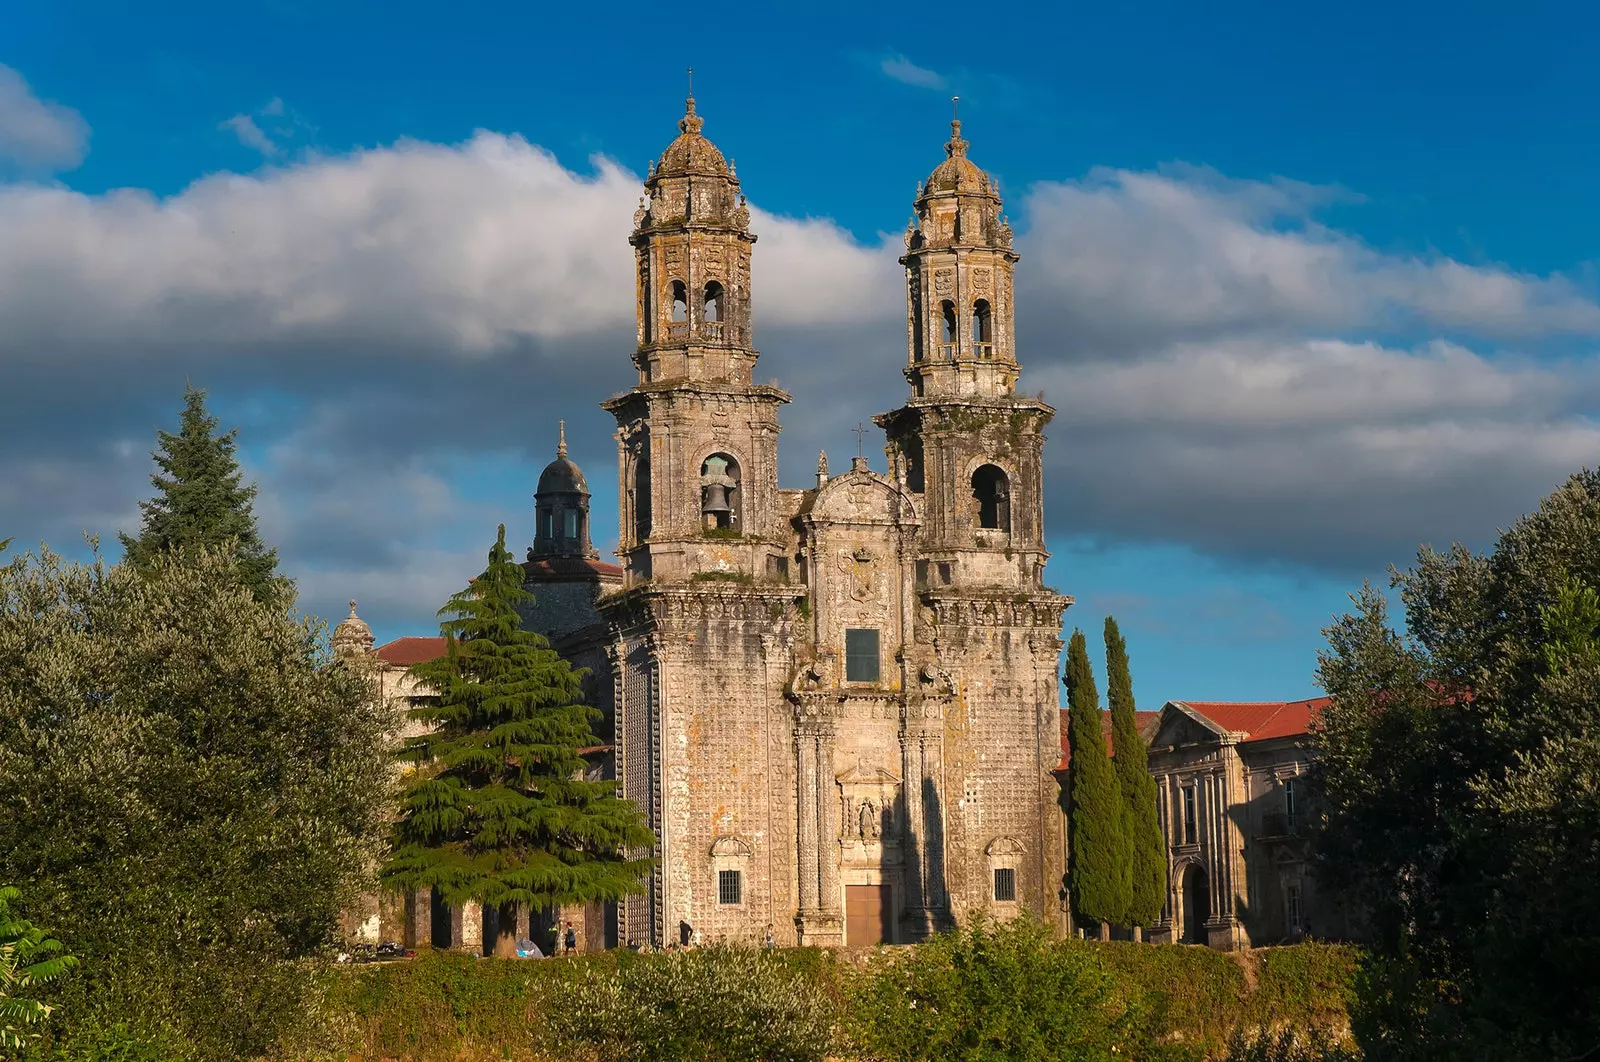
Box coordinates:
[1181,863,1210,945]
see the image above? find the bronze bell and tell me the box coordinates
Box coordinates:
[702,482,732,515]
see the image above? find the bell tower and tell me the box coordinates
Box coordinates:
[876,113,1053,591]
[603,93,791,584]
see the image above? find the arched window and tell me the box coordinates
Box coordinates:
[670,281,688,323]
[634,458,652,542]
[941,301,958,343]
[703,281,724,322]
[971,464,1011,532]
[972,299,992,356]
[700,453,741,531]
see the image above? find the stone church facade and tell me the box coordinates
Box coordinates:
[593,96,1071,948]
[331,99,1366,956]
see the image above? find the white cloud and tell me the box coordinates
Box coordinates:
[880,54,947,91]
[0,64,90,172]
[1019,167,1600,351]
[3,128,1600,634]
[220,113,278,156]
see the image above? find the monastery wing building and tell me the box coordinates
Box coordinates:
[590,95,1071,949]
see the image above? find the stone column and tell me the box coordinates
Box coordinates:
[818,729,841,921]
[796,725,820,916]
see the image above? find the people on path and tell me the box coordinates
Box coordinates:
[563,920,578,956]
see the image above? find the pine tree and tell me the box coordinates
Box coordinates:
[1105,616,1165,929]
[1065,628,1131,930]
[118,385,284,602]
[382,525,655,957]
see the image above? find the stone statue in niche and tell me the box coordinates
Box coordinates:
[859,800,879,841]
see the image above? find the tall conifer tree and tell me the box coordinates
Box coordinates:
[119,385,284,602]
[382,526,655,957]
[1105,616,1166,928]
[1065,628,1131,929]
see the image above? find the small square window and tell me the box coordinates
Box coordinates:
[845,629,881,682]
[993,867,1016,902]
[718,869,743,906]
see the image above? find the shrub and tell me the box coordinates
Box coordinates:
[546,945,836,1062]
[1222,1027,1359,1062]
[844,917,1163,1062]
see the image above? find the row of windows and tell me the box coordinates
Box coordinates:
[636,454,1014,539]
[715,867,1018,905]
[1176,778,1299,848]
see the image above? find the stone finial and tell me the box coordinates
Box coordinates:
[816,450,829,488]
[680,92,704,136]
[557,420,567,458]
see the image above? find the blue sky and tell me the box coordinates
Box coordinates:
[4,0,1598,707]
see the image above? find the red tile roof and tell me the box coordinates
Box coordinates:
[522,556,624,579]
[1177,698,1329,742]
[376,636,448,666]
[1055,709,1163,771]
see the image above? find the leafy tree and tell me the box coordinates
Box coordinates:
[1105,617,1165,929]
[0,545,393,1059]
[1314,469,1600,1061]
[1064,629,1131,929]
[118,385,285,602]
[382,525,654,958]
[0,885,77,1051]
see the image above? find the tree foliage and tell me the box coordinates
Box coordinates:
[1105,618,1165,928]
[0,885,77,1051]
[118,385,286,603]
[1313,468,1600,1061]
[382,525,654,957]
[0,545,393,1059]
[1065,629,1131,928]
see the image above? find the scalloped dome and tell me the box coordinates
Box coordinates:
[332,599,374,656]
[922,120,997,198]
[654,97,730,178]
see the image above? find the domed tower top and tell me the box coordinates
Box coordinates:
[533,421,597,559]
[627,88,758,388]
[650,94,732,181]
[331,599,374,658]
[899,102,1020,399]
[908,106,1013,253]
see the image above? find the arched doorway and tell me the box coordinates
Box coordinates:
[1181,863,1210,945]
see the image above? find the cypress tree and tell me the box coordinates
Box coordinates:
[1105,616,1166,929]
[1065,628,1131,929]
[382,525,655,957]
[118,385,285,602]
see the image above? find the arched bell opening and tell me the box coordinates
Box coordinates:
[939,300,958,359]
[972,298,993,357]
[700,453,742,531]
[670,281,688,322]
[971,464,1011,532]
[633,458,652,542]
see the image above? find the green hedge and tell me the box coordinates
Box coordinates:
[287,933,1358,1061]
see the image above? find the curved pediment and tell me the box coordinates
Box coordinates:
[710,835,754,858]
[808,467,919,527]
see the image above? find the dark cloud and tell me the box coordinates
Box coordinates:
[3,132,1599,640]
